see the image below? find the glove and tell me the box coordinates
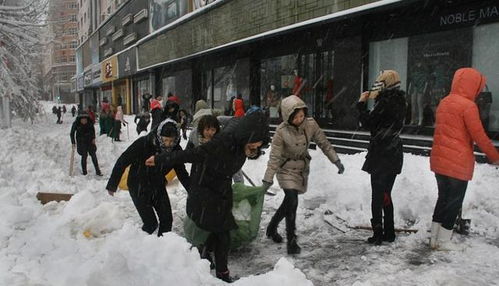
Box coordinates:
[262,180,272,192]
[334,160,345,174]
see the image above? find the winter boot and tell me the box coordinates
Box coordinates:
[435,227,463,251]
[367,219,383,245]
[286,235,301,255]
[266,218,283,243]
[96,169,103,176]
[382,206,396,242]
[199,245,215,270]
[216,270,234,283]
[429,221,441,250]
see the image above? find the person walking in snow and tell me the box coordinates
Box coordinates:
[134,108,151,135]
[162,99,180,123]
[55,106,62,124]
[106,119,190,236]
[112,106,128,141]
[262,95,344,254]
[145,111,269,283]
[62,105,67,115]
[357,70,407,245]
[429,67,499,251]
[71,106,76,117]
[70,112,102,176]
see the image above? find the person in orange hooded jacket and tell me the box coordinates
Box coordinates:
[429,67,499,251]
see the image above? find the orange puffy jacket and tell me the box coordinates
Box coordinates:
[430,68,499,181]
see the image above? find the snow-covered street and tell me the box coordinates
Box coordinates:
[1,104,499,285]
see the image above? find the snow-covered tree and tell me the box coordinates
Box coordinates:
[0,0,47,126]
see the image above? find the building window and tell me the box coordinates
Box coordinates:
[69,14,77,22]
[69,40,78,48]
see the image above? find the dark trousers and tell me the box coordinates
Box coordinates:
[204,231,230,273]
[269,189,299,238]
[370,173,397,226]
[81,150,100,173]
[129,187,173,236]
[113,120,121,140]
[432,173,468,230]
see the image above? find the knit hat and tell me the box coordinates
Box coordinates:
[156,118,180,152]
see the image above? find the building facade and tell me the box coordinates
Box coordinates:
[74,0,499,139]
[43,0,79,104]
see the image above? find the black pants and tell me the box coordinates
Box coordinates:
[370,173,397,226]
[432,173,468,230]
[81,150,100,173]
[113,120,121,140]
[129,186,173,236]
[204,231,230,273]
[269,189,299,238]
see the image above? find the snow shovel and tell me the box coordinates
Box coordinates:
[241,170,275,196]
[69,145,75,177]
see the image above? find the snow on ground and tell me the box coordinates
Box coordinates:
[1,102,498,285]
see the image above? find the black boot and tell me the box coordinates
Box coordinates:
[216,270,234,283]
[266,215,283,243]
[287,235,301,255]
[367,219,383,245]
[383,205,396,242]
[198,245,215,270]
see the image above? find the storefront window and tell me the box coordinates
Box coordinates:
[161,69,192,112]
[260,54,298,118]
[473,22,499,132]
[369,28,472,129]
[136,78,151,112]
[204,59,249,115]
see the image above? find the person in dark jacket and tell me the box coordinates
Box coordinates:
[145,111,270,283]
[106,119,190,236]
[163,100,180,123]
[56,106,62,124]
[142,93,153,111]
[357,70,407,245]
[150,95,163,130]
[71,106,76,117]
[70,112,102,176]
[134,109,151,135]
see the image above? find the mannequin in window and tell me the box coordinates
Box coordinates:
[292,69,304,97]
[408,62,428,126]
[265,84,280,118]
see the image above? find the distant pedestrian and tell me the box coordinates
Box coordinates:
[56,106,62,124]
[71,106,76,117]
[233,93,245,118]
[70,112,102,176]
[134,108,151,135]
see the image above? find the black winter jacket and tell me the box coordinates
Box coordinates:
[155,111,269,232]
[70,117,96,155]
[106,132,190,203]
[357,88,407,174]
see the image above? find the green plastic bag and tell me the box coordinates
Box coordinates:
[183,183,265,249]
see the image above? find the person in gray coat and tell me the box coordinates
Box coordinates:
[262,95,345,254]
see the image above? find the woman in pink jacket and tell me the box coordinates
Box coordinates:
[429,67,499,251]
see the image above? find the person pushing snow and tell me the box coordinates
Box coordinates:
[429,67,499,251]
[70,112,102,176]
[106,119,190,236]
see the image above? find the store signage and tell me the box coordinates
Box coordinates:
[84,70,92,87]
[440,5,499,26]
[76,74,84,92]
[118,48,136,78]
[101,56,118,83]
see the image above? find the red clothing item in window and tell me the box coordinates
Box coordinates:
[233,98,245,118]
[292,76,304,97]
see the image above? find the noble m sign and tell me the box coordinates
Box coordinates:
[101,56,118,83]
